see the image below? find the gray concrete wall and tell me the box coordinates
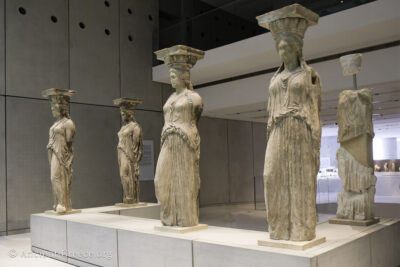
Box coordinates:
[0,96,5,232]
[70,103,122,208]
[198,117,229,205]
[252,122,266,203]
[0,0,162,234]
[227,120,254,203]
[198,119,266,206]
[69,0,120,105]
[0,0,269,234]
[6,0,69,97]
[0,0,4,95]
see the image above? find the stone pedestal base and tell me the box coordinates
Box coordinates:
[258,236,326,251]
[154,224,208,234]
[329,217,380,226]
[115,202,147,208]
[44,209,81,216]
[31,205,400,267]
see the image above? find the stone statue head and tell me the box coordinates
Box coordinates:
[169,68,193,90]
[113,97,142,124]
[154,45,204,91]
[51,102,69,119]
[120,107,135,123]
[339,53,363,76]
[275,34,303,68]
[256,4,319,72]
[42,88,75,120]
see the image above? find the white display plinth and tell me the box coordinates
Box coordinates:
[31,204,400,267]
[44,209,82,216]
[258,236,326,250]
[115,202,147,208]
[155,224,208,234]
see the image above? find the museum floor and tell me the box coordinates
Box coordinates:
[0,204,336,266]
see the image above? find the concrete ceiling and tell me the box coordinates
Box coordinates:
[152,0,400,137]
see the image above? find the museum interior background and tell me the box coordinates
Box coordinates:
[0,0,399,236]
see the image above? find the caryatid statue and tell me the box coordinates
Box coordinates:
[114,98,144,206]
[42,88,79,215]
[154,45,204,227]
[257,4,322,241]
[331,53,378,225]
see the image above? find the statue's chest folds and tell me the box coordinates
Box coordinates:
[270,72,306,98]
[118,126,133,140]
[50,123,65,137]
[287,73,307,97]
[164,96,191,119]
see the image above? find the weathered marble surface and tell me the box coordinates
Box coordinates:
[384,162,389,172]
[257,4,322,241]
[42,88,76,214]
[339,53,362,76]
[114,98,143,205]
[337,88,373,144]
[336,88,376,221]
[154,45,204,227]
[336,147,376,220]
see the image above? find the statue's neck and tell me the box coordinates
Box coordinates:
[283,61,299,72]
[175,87,186,94]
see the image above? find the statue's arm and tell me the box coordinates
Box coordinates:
[191,92,203,123]
[47,149,52,165]
[64,120,76,148]
[308,68,322,163]
[133,125,144,162]
[266,89,272,143]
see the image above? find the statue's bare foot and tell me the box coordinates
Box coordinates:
[56,204,66,213]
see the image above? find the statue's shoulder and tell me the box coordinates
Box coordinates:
[129,121,142,133]
[306,65,320,78]
[187,90,202,106]
[63,118,75,128]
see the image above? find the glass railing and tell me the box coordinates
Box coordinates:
[253,170,400,211]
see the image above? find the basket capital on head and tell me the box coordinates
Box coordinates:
[154,45,204,71]
[113,97,142,110]
[256,4,319,41]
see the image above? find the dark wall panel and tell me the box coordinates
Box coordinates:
[6,97,53,230]
[228,120,254,203]
[198,117,229,206]
[0,97,5,232]
[0,0,5,94]
[252,122,266,177]
[70,103,122,208]
[69,0,120,105]
[6,0,68,97]
[120,0,162,111]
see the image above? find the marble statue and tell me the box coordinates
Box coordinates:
[390,162,396,172]
[384,162,389,172]
[256,4,322,241]
[42,88,79,215]
[339,53,362,76]
[339,53,362,92]
[114,98,144,205]
[374,164,381,172]
[154,45,204,227]
[334,54,377,223]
